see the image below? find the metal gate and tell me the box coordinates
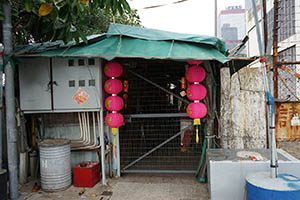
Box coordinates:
[119,60,203,173]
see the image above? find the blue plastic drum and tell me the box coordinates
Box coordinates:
[246,172,300,200]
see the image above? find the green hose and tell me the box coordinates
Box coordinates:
[195,125,207,182]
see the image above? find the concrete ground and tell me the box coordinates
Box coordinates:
[278,141,300,160]
[19,174,208,200]
[18,141,299,200]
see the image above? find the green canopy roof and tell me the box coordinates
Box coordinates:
[107,23,226,54]
[15,23,254,71]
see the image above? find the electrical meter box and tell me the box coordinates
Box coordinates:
[19,58,102,113]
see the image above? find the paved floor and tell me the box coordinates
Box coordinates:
[19,174,208,200]
[18,142,299,200]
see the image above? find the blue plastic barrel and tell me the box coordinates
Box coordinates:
[246,172,300,200]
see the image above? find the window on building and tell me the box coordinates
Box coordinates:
[279,0,295,41]
[267,0,295,42]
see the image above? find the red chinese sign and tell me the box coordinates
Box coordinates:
[72,88,90,106]
[276,103,300,141]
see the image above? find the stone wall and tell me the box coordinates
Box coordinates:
[220,67,267,149]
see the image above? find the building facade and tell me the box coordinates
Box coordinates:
[217,5,247,55]
[246,0,300,101]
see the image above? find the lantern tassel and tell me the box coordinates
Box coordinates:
[193,119,201,144]
[196,127,199,144]
[113,135,116,152]
[112,128,118,151]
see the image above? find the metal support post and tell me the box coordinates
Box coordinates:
[215,0,218,37]
[271,0,279,179]
[2,3,19,199]
[0,45,3,169]
[263,0,268,53]
[99,61,106,184]
[116,128,120,177]
[251,0,278,179]
[273,0,279,100]
[100,108,106,184]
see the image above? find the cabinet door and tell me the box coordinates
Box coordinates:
[19,58,52,112]
[52,58,101,111]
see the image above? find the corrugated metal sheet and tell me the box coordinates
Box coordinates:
[276,103,300,141]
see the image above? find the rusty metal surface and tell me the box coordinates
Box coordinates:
[276,102,300,141]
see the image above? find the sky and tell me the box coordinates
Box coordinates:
[129,0,245,36]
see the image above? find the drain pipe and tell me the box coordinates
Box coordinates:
[72,112,101,150]
[2,3,19,199]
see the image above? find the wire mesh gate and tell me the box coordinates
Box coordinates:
[119,60,203,173]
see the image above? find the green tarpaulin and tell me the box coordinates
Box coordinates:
[15,23,254,71]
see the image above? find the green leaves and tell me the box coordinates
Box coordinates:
[2,0,137,45]
[25,0,33,12]
[98,0,131,16]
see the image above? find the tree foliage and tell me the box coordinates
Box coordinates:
[0,0,141,45]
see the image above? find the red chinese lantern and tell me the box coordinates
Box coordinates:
[186,84,207,101]
[104,61,123,78]
[186,102,207,144]
[105,113,124,128]
[104,79,123,94]
[185,66,206,83]
[186,102,207,119]
[187,61,203,65]
[105,96,124,111]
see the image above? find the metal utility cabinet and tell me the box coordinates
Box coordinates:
[19,58,102,113]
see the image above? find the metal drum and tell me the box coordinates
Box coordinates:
[39,139,71,192]
[246,172,300,200]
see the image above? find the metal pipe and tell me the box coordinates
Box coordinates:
[277,61,300,65]
[0,44,3,169]
[98,60,106,183]
[263,0,268,53]
[71,112,85,143]
[71,112,101,149]
[3,3,19,199]
[251,0,264,56]
[271,0,279,178]
[71,112,101,150]
[251,0,278,178]
[273,0,279,100]
[214,0,217,37]
[116,128,120,177]
[122,125,193,171]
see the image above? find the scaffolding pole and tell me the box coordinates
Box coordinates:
[251,0,278,179]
